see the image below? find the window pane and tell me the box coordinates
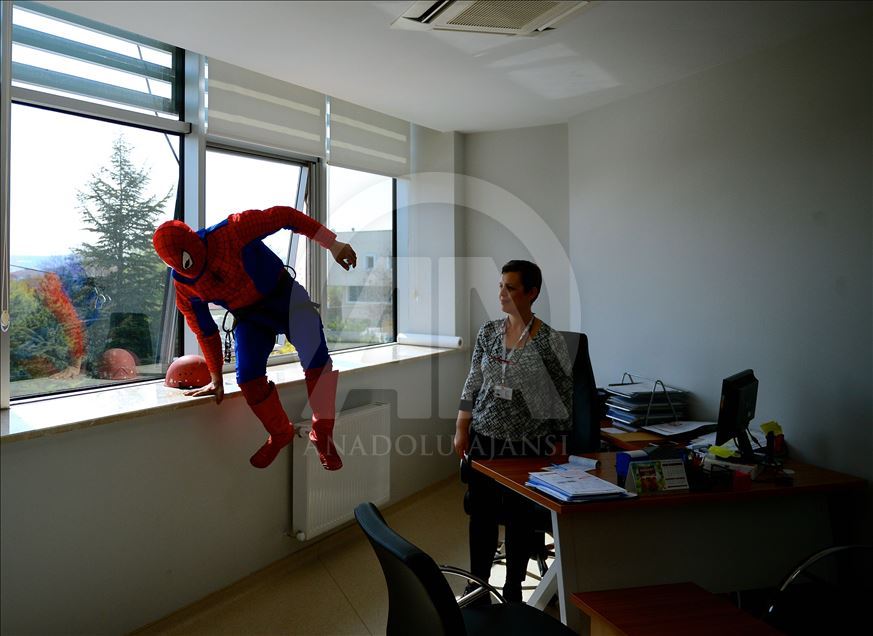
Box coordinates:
[204,149,305,360]
[9,105,180,399]
[325,166,394,351]
[11,3,178,117]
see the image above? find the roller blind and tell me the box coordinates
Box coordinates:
[329,97,410,177]
[207,58,325,158]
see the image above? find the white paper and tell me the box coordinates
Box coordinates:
[528,470,626,497]
[602,427,629,434]
[567,455,601,471]
[641,420,715,436]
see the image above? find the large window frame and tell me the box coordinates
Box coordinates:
[0,2,400,407]
[1,0,187,405]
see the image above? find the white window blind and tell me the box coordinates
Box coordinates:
[206,58,325,158]
[329,97,410,177]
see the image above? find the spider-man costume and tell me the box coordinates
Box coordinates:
[153,206,344,470]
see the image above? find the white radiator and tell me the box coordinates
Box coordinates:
[292,402,391,541]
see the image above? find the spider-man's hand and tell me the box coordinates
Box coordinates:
[330,241,357,271]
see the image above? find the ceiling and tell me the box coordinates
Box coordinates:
[43,1,867,133]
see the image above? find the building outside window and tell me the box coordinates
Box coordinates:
[325,165,394,350]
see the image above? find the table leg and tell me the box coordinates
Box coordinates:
[527,558,558,609]
[551,510,584,633]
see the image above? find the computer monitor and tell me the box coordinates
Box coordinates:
[715,369,759,463]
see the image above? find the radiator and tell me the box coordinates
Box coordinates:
[292,402,391,541]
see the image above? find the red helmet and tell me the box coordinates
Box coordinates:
[153,220,206,277]
[98,348,139,380]
[165,354,211,389]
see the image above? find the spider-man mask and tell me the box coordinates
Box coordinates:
[153,220,206,277]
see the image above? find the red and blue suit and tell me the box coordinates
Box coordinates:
[153,206,343,470]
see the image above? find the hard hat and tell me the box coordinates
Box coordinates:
[98,348,139,380]
[153,220,206,278]
[165,354,211,389]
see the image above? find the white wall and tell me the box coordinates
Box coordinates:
[569,18,872,486]
[461,124,571,344]
[398,125,466,341]
[0,352,467,635]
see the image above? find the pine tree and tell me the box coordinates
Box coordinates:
[75,135,175,364]
[75,135,173,315]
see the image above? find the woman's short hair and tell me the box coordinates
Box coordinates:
[502,260,542,302]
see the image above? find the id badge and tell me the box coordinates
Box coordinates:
[494,385,513,400]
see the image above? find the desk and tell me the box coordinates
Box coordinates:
[472,452,864,634]
[599,427,663,451]
[571,582,782,635]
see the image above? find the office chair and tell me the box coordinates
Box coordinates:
[558,331,602,455]
[487,332,602,576]
[765,544,873,634]
[354,502,575,636]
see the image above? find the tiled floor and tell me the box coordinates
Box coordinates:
[135,477,556,635]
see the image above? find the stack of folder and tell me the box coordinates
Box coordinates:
[526,466,630,502]
[605,382,688,431]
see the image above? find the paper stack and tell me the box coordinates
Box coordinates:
[605,382,688,431]
[526,464,630,502]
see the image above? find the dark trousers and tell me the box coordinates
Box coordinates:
[464,431,558,598]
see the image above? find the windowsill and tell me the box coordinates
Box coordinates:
[1,344,462,443]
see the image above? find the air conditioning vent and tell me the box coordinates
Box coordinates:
[392,1,592,36]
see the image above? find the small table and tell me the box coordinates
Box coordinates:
[571,582,782,635]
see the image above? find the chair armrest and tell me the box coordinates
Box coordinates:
[439,565,507,606]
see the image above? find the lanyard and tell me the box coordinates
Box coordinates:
[500,314,535,384]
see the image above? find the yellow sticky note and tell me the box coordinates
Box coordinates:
[708,445,738,459]
[760,420,782,436]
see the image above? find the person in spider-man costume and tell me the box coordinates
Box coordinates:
[153,206,357,471]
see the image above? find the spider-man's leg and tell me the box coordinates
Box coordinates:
[285,281,342,471]
[235,318,294,469]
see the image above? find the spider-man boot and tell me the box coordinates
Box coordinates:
[241,378,294,469]
[304,365,342,471]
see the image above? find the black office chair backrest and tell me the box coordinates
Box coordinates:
[767,544,873,634]
[559,331,601,454]
[354,502,467,636]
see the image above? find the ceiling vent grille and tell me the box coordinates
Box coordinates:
[392,1,592,36]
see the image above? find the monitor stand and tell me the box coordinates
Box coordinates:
[734,429,757,464]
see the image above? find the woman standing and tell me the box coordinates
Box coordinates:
[454,260,572,602]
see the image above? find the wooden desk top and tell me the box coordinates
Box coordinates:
[599,427,664,451]
[471,452,866,515]
[571,582,783,635]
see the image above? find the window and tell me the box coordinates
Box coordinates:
[204,148,311,362]
[1,3,404,406]
[4,2,183,400]
[10,0,179,118]
[8,106,180,400]
[325,165,395,350]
